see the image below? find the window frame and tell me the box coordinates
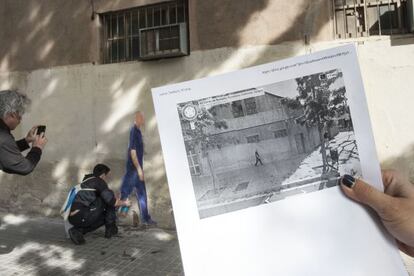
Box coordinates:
[100,0,189,63]
[246,134,260,144]
[332,0,410,39]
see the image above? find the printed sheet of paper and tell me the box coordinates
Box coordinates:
[152,44,407,276]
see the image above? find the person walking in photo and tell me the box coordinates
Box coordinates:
[255,149,263,166]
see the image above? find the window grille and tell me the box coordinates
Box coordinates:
[187,150,201,175]
[333,0,410,38]
[101,0,188,63]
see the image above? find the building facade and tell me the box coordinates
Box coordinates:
[0,0,413,227]
[183,92,322,177]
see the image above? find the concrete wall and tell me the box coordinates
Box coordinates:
[1,36,414,228]
[0,0,413,228]
[0,0,333,72]
[202,138,293,174]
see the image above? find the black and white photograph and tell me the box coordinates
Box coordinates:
[177,69,361,218]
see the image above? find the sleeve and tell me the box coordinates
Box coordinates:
[129,128,138,151]
[94,179,116,206]
[16,139,30,152]
[0,138,42,175]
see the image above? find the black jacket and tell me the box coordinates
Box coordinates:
[71,174,116,210]
[0,119,42,175]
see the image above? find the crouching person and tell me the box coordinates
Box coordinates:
[66,164,127,245]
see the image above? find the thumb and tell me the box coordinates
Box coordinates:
[341,174,396,220]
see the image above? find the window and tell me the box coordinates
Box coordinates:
[274,129,288,138]
[231,100,244,118]
[244,97,258,115]
[187,150,201,175]
[333,0,410,38]
[246,135,260,143]
[231,98,258,118]
[101,0,188,63]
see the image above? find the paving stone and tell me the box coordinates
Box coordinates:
[0,214,182,276]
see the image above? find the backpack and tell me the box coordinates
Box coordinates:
[60,177,96,237]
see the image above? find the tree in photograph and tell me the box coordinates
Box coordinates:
[282,69,347,173]
[179,102,228,194]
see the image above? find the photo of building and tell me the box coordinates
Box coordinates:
[178,69,360,218]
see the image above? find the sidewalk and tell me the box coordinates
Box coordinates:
[0,213,183,276]
[0,213,413,275]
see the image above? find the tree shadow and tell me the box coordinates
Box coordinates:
[0,0,338,273]
[0,214,183,275]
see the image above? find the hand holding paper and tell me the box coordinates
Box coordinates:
[341,171,414,257]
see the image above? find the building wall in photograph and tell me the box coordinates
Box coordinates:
[0,0,413,228]
[190,94,321,175]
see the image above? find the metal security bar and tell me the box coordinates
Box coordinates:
[333,0,409,38]
[101,0,187,63]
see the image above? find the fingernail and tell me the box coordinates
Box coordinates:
[342,174,356,189]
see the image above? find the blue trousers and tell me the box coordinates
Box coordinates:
[120,171,151,222]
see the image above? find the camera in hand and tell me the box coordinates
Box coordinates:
[36,125,46,135]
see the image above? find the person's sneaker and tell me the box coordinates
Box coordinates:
[68,227,85,245]
[105,224,118,239]
[142,218,157,226]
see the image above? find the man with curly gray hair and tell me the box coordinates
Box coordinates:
[0,90,47,175]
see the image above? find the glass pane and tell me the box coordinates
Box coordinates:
[161,7,168,25]
[379,4,398,33]
[140,33,147,55]
[132,37,140,59]
[177,4,184,22]
[139,9,146,28]
[111,40,118,62]
[367,6,379,35]
[147,8,153,27]
[169,5,177,24]
[111,15,118,37]
[154,7,161,26]
[118,15,124,36]
[106,16,112,38]
[119,39,125,60]
[126,12,131,36]
[132,10,139,35]
[107,40,112,62]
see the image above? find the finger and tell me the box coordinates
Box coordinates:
[31,125,39,134]
[341,175,396,219]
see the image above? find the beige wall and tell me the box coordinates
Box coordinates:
[1,36,414,227]
[0,0,333,72]
[0,0,413,228]
[0,0,100,73]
